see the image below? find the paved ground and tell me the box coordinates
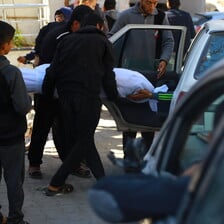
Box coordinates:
[0,50,145,224]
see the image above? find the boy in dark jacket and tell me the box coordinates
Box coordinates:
[0,21,31,224]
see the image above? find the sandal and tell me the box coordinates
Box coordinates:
[28,166,43,179]
[0,214,7,224]
[70,166,91,178]
[45,183,74,196]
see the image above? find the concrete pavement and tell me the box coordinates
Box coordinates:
[0,106,126,224]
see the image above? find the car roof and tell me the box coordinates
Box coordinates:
[192,12,224,26]
[203,19,224,31]
[196,11,224,17]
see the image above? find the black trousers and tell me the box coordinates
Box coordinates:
[50,94,105,187]
[28,94,59,166]
[0,141,25,224]
[122,131,155,151]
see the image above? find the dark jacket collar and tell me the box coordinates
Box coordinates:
[76,26,106,36]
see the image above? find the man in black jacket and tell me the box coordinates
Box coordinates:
[27,5,93,179]
[166,0,195,55]
[108,0,174,170]
[17,7,72,65]
[42,13,118,196]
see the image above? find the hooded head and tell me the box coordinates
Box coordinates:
[55,7,73,22]
[67,5,94,32]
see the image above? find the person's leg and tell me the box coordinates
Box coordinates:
[122,131,137,150]
[0,142,26,224]
[71,97,105,179]
[122,131,138,171]
[28,95,58,178]
[141,131,155,151]
[88,174,190,223]
[48,96,104,188]
[28,95,55,164]
[52,114,92,178]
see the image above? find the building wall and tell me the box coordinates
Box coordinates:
[0,0,211,46]
[0,0,49,45]
[48,0,64,21]
[181,0,205,14]
[100,0,207,14]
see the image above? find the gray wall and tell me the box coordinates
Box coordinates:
[181,0,206,14]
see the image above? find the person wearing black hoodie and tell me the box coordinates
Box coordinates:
[17,7,72,65]
[42,13,118,196]
[27,5,94,179]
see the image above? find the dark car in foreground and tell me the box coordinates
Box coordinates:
[143,60,224,223]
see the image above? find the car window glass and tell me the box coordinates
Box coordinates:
[182,28,206,68]
[194,32,224,79]
[178,95,224,173]
[186,151,224,224]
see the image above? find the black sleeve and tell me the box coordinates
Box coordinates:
[42,66,55,98]
[102,40,118,101]
[39,26,62,64]
[42,37,63,97]
[25,50,35,61]
[34,24,50,55]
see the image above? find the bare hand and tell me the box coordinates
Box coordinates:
[157,60,167,79]
[127,89,152,101]
[33,55,40,68]
[17,56,27,64]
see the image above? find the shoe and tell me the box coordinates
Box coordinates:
[28,166,43,179]
[45,184,74,196]
[70,166,92,178]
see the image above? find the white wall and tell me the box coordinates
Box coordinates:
[99,0,206,14]
[180,0,206,14]
[0,0,49,44]
[48,0,65,21]
[98,0,129,11]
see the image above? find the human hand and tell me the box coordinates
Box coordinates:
[127,89,152,101]
[17,56,27,64]
[157,60,167,79]
[33,55,40,68]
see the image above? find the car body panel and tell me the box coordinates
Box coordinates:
[192,11,224,32]
[143,59,224,175]
[170,20,224,116]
